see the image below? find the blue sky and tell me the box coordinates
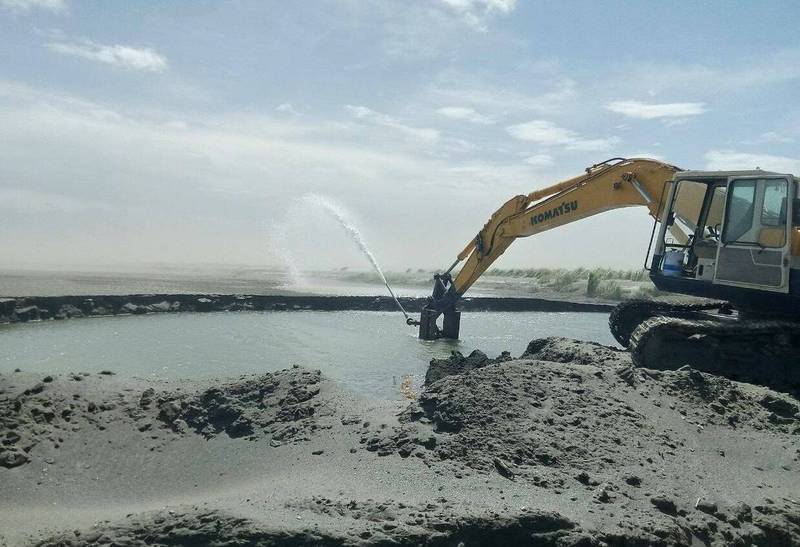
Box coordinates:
[1,0,799,271]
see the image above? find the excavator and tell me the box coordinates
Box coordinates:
[417,157,800,387]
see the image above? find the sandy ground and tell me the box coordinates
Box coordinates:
[1,338,798,546]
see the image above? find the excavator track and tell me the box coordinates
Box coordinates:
[608,299,728,347]
[629,315,800,390]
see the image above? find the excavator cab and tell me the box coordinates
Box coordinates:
[649,170,799,316]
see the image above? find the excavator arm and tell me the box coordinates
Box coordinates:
[419,158,682,339]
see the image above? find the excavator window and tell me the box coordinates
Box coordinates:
[667,179,707,246]
[723,180,757,242]
[688,183,726,268]
[722,178,788,248]
[659,179,713,277]
[794,197,800,225]
[703,185,727,240]
[761,182,787,226]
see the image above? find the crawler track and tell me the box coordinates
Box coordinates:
[629,315,800,390]
[608,299,728,347]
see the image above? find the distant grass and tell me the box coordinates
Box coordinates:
[487,267,657,299]
[335,266,660,301]
[629,284,663,300]
[487,267,648,282]
[593,279,624,300]
[333,269,434,285]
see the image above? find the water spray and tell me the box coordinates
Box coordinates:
[300,194,419,326]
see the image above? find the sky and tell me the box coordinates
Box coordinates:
[1,0,800,273]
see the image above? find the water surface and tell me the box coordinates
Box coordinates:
[1,311,614,398]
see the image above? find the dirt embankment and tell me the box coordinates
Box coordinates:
[1,338,798,546]
[0,294,613,324]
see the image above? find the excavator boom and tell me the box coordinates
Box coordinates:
[419,158,681,339]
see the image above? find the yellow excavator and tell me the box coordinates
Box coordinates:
[418,157,799,387]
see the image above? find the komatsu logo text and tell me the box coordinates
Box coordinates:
[531,200,578,226]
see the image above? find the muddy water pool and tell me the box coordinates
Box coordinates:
[1,311,615,398]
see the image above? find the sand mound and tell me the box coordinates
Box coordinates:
[424,337,630,388]
[37,502,587,547]
[37,507,342,547]
[0,366,333,472]
[150,366,330,443]
[0,371,120,469]
[522,336,631,368]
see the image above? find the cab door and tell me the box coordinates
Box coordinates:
[713,175,793,292]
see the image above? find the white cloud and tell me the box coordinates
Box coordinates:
[440,0,516,13]
[740,131,794,145]
[46,39,168,72]
[440,161,543,188]
[275,103,300,116]
[429,78,576,116]
[506,119,620,152]
[565,136,621,152]
[439,0,517,31]
[378,4,466,61]
[705,150,800,174]
[345,104,439,143]
[606,100,706,120]
[366,0,514,61]
[0,0,64,13]
[615,50,800,97]
[435,106,493,124]
[441,137,478,154]
[523,154,553,167]
[507,120,572,145]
